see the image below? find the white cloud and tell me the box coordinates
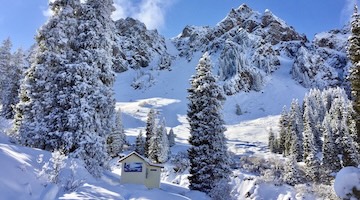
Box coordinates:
[112,0,137,20]
[41,0,174,30]
[41,0,55,18]
[112,0,174,30]
[42,7,53,18]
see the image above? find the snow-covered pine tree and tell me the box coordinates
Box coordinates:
[283,155,302,186]
[325,89,360,168]
[187,52,232,194]
[348,5,360,144]
[135,130,145,156]
[0,38,24,119]
[342,127,360,167]
[1,48,26,119]
[144,108,156,158]
[279,106,289,155]
[340,105,360,167]
[13,0,82,151]
[304,151,320,183]
[330,97,350,166]
[268,128,276,153]
[273,138,281,154]
[304,89,325,151]
[303,106,320,182]
[107,110,126,157]
[290,131,303,162]
[160,121,170,161]
[288,99,304,161]
[70,0,116,177]
[322,112,341,172]
[168,128,176,147]
[303,99,318,160]
[0,38,12,99]
[148,119,169,163]
[15,0,116,177]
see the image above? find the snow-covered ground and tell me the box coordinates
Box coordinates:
[0,42,318,199]
[0,131,209,200]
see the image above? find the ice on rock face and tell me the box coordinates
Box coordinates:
[113,4,350,95]
[113,17,172,72]
[171,4,349,94]
[171,4,304,94]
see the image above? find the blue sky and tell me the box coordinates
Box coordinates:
[0,0,359,50]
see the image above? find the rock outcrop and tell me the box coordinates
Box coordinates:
[113,4,350,94]
[113,17,172,73]
[172,4,308,94]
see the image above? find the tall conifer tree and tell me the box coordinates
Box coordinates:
[3,49,26,119]
[144,108,156,158]
[0,38,12,96]
[148,119,170,163]
[167,128,176,147]
[71,0,116,177]
[107,110,126,157]
[14,0,81,151]
[14,0,116,177]
[288,99,304,161]
[322,114,340,172]
[187,53,231,195]
[0,39,25,119]
[278,106,288,154]
[135,131,145,156]
[348,5,360,144]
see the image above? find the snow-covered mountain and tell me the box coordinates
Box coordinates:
[113,17,172,73]
[113,4,350,96]
[172,4,349,93]
[292,28,350,89]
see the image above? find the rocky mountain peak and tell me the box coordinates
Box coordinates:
[260,9,307,45]
[313,27,349,51]
[112,17,171,73]
[171,4,350,94]
[113,4,351,95]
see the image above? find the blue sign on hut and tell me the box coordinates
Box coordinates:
[118,151,164,188]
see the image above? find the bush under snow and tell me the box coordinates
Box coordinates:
[334,166,360,199]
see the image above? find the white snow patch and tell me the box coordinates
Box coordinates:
[334,166,360,199]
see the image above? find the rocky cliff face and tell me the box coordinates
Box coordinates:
[172,4,351,94]
[291,28,350,89]
[114,4,350,94]
[112,17,172,73]
[172,4,311,94]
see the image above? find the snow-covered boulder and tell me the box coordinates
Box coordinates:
[334,166,360,199]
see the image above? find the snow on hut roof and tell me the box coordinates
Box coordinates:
[118,151,164,168]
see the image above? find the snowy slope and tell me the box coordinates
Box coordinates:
[0,137,49,200]
[114,42,308,135]
[0,48,323,199]
[0,131,209,200]
[0,47,310,199]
